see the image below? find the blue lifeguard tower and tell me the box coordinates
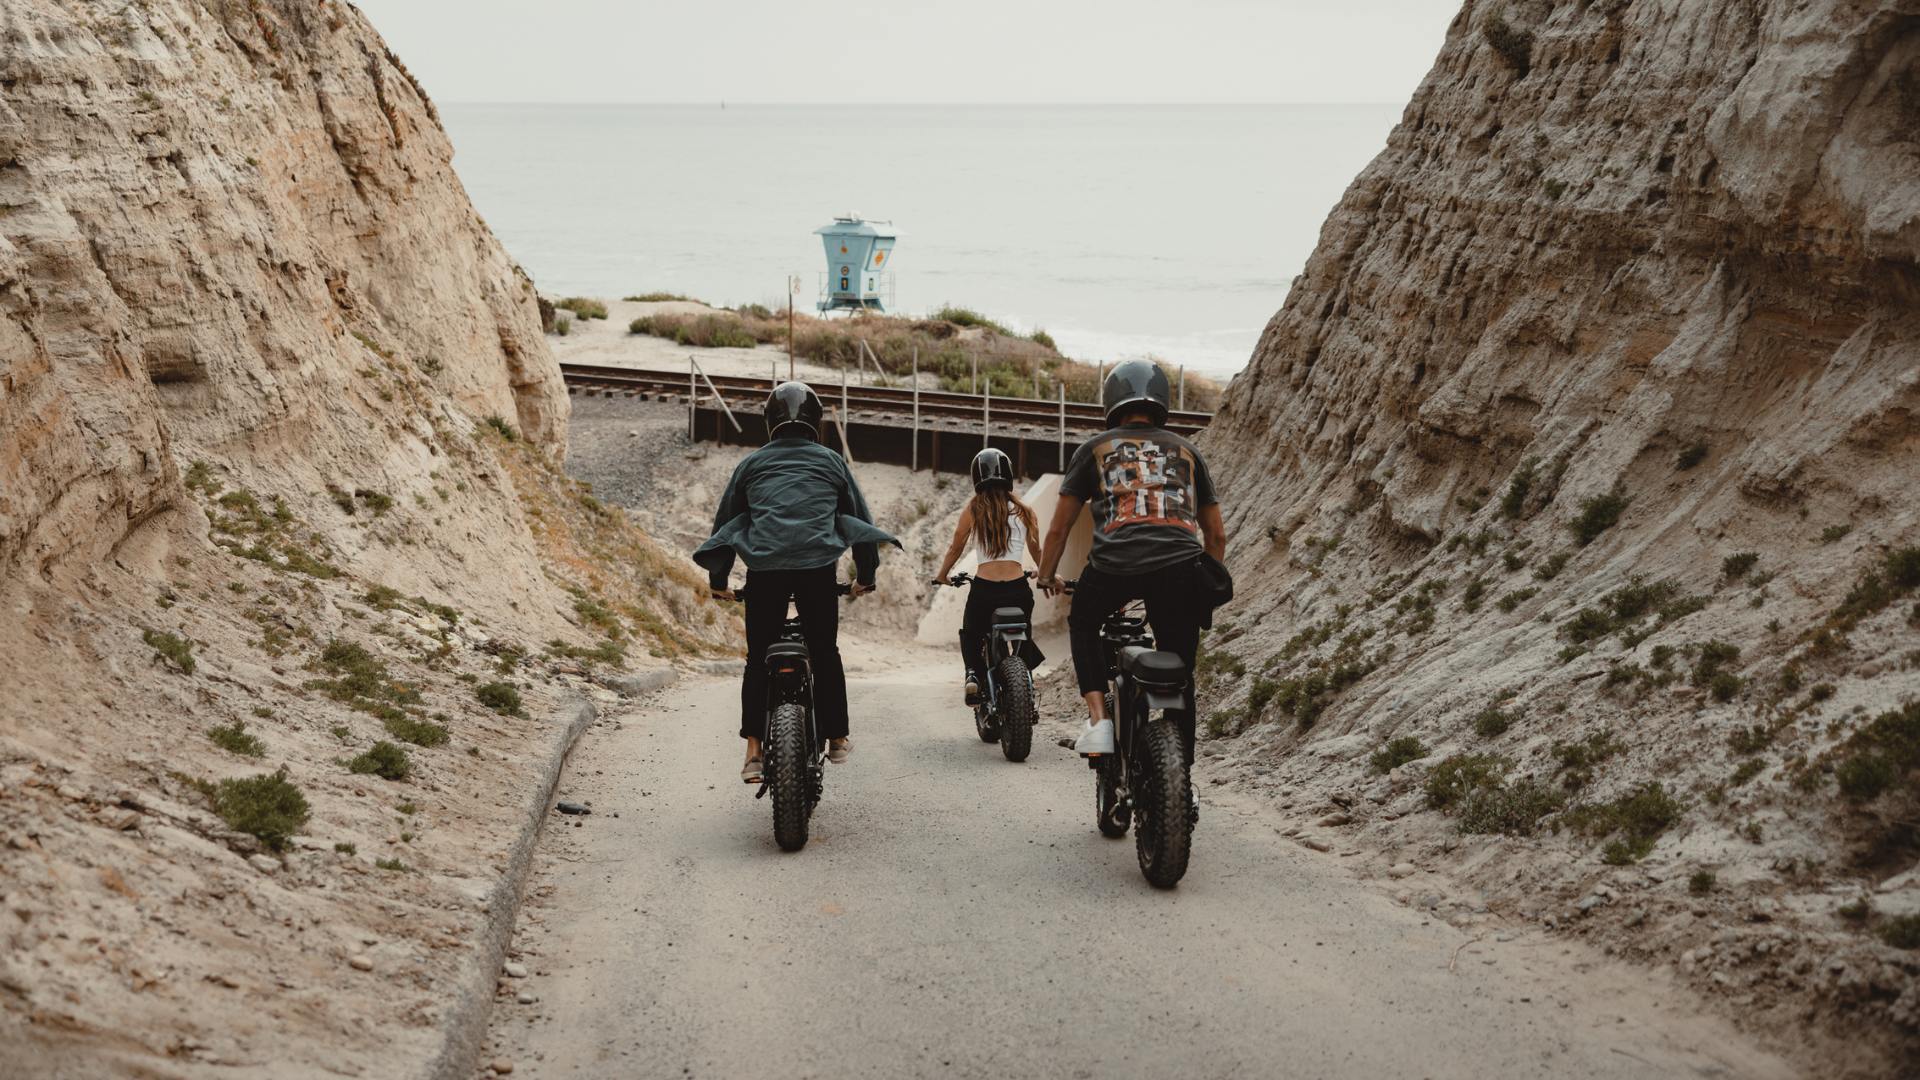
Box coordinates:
[815,215,896,313]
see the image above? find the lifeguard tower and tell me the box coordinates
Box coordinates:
[815,215,896,314]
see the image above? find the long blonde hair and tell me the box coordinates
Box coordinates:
[968,485,1037,560]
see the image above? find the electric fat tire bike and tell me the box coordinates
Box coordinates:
[1065,581,1197,889]
[939,572,1038,763]
[737,581,852,852]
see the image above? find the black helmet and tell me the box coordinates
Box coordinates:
[764,381,823,440]
[970,448,1014,491]
[1101,360,1172,427]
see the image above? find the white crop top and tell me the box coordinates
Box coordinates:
[979,507,1028,562]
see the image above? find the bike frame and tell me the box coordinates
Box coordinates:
[1096,604,1191,786]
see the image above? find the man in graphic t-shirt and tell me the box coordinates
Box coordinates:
[1036,360,1227,763]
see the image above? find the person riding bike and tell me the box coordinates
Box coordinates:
[694,381,899,784]
[931,448,1045,705]
[1036,360,1227,763]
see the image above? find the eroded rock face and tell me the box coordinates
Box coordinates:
[0,0,567,583]
[1201,0,1917,1056]
[1213,0,1916,559]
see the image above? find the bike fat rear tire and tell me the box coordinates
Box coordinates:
[995,656,1034,763]
[1134,718,1192,887]
[767,702,812,852]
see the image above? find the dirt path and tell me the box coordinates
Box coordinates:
[480,646,1799,1079]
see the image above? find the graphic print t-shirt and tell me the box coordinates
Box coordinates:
[1060,424,1217,574]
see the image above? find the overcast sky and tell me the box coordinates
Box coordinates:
[350,0,1456,105]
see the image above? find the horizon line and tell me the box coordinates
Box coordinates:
[434,100,1408,109]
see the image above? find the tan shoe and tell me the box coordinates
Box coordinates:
[827,737,852,764]
[741,754,763,784]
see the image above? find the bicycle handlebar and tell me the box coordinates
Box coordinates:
[729,583,857,602]
[935,570,1037,588]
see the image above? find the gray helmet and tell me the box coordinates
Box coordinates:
[970,448,1014,491]
[764,381,823,440]
[1101,360,1171,427]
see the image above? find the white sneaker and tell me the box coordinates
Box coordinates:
[1075,719,1116,756]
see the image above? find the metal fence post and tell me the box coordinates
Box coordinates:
[1057,383,1066,471]
[687,355,696,443]
[1178,365,1186,410]
[971,356,978,396]
[983,381,991,450]
[911,349,920,472]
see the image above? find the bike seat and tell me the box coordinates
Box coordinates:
[765,640,810,664]
[1119,646,1186,687]
[990,606,1028,626]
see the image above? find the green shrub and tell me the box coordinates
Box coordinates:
[931,306,1014,335]
[144,629,196,674]
[1481,13,1533,74]
[1688,870,1716,895]
[1474,706,1517,738]
[1564,783,1682,862]
[1458,776,1564,836]
[623,291,696,302]
[1489,457,1536,518]
[481,415,518,441]
[1708,672,1742,703]
[1882,914,1920,950]
[1425,753,1509,810]
[347,741,411,781]
[1495,586,1539,613]
[1569,493,1629,546]
[201,768,309,851]
[1721,552,1759,581]
[555,297,608,320]
[383,714,450,748]
[375,857,409,872]
[1831,700,1920,802]
[554,312,573,336]
[1691,640,1740,689]
[207,720,264,758]
[1533,552,1570,581]
[1369,736,1429,774]
[1820,523,1851,544]
[476,681,526,718]
[1461,577,1487,614]
[1029,329,1057,351]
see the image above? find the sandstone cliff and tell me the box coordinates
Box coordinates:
[0,2,734,1075]
[1202,0,1918,1064]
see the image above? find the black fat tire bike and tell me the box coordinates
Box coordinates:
[939,572,1037,763]
[738,582,852,852]
[1067,582,1196,888]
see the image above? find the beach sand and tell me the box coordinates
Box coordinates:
[552,298,851,384]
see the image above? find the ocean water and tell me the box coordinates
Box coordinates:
[440,104,1402,379]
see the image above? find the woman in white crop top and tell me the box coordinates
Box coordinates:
[932,449,1044,705]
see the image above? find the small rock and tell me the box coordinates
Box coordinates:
[490,1060,514,1075]
[555,802,590,816]
[516,991,536,1004]
[109,810,141,831]
[1386,863,1416,879]
[247,855,279,874]
[349,955,373,972]
[1317,812,1351,827]
[1575,893,1604,913]
[1624,908,1647,928]
[1298,837,1332,853]
[57,785,84,801]
[503,961,529,978]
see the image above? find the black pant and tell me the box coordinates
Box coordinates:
[958,577,1041,676]
[740,565,850,741]
[1068,560,1203,762]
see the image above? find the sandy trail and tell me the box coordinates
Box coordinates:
[481,642,1796,1079]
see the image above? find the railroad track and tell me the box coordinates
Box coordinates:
[558,363,1211,436]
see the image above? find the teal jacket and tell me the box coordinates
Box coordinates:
[693,437,900,589]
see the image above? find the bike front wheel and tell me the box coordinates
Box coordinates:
[1133,718,1192,887]
[994,656,1034,763]
[767,702,812,852]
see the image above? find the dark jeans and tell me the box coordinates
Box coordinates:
[1068,560,1203,762]
[740,565,849,741]
[959,576,1041,676]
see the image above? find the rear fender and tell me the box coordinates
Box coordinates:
[1141,688,1187,712]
